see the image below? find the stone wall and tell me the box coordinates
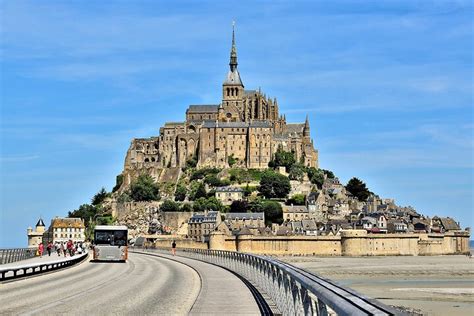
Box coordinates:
[207,229,470,256]
[151,236,208,250]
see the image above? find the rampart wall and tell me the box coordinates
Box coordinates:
[150,230,470,256]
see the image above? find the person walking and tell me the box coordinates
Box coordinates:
[56,243,61,256]
[38,242,44,258]
[47,241,53,256]
[61,241,66,257]
[171,240,176,256]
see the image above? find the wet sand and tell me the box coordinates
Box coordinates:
[279,255,474,315]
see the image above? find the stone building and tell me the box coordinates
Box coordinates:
[215,186,244,205]
[27,218,46,247]
[121,26,318,185]
[43,217,86,244]
[188,211,221,242]
[225,212,265,231]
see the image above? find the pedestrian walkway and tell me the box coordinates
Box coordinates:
[134,250,261,315]
[1,251,88,269]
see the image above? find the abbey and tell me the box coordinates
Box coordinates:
[124,27,318,173]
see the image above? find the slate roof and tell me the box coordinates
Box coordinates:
[301,219,317,230]
[286,123,305,135]
[188,211,219,223]
[215,186,244,193]
[51,217,84,228]
[36,218,45,227]
[223,69,243,86]
[249,121,272,128]
[201,121,272,129]
[439,217,460,231]
[283,205,308,213]
[187,105,219,113]
[227,212,264,220]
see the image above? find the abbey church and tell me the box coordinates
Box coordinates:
[123,27,318,176]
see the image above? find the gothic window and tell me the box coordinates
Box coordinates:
[235,89,238,96]
[151,157,155,162]
[227,88,230,96]
[144,158,150,162]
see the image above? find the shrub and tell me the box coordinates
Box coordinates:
[288,163,306,181]
[161,200,181,212]
[287,194,306,206]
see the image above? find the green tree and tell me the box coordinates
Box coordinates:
[307,167,325,188]
[270,146,296,171]
[192,197,223,212]
[230,200,249,213]
[259,170,291,199]
[68,204,97,221]
[191,182,207,200]
[91,187,109,206]
[346,177,370,202]
[175,184,187,201]
[130,174,161,201]
[287,194,306,205]
[249,200,283,226]
[161,200,181,212]
[112,174,124,192]
[180,203,193,212]
[288,163,306,181]
[322,169,335,179]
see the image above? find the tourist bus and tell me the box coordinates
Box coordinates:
[93,225,128,262]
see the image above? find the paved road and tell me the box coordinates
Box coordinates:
[0,252,260,315]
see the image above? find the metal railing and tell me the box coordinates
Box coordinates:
[0,252,88,281]
[0,248,37,264]
[135,247,404,316]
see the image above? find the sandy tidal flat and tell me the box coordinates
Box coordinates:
[279,255,474,316]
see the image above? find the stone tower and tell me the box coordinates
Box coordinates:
[27,218,46,247]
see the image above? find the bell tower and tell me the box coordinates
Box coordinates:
[222,22,244,116]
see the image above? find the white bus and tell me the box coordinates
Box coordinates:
[93,225,128,262]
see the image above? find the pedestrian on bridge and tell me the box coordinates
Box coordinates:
[61,242,66,257]
[38,242,44,258]
[56,243,61,256]
[171,240,176,256]
[47,242,53,256]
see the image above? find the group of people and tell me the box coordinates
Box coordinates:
[37,240,87,258]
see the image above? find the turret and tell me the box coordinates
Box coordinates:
[304,115,310,137]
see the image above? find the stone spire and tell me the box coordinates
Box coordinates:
[230,21,238,72]
[304,115,310,137]
[223,21,243,86]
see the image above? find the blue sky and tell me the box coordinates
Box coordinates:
[1,0,472,247]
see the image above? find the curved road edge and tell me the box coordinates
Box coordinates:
[131,249,266,315]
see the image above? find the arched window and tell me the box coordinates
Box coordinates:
[226,88,230,96]
[151,157,155,162]
[144,158,150,162]
[235,89,238,96]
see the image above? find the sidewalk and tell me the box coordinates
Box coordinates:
[135,250,261,315]
[1,251,88,269]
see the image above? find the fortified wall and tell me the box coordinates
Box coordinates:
[154,230,470,256]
